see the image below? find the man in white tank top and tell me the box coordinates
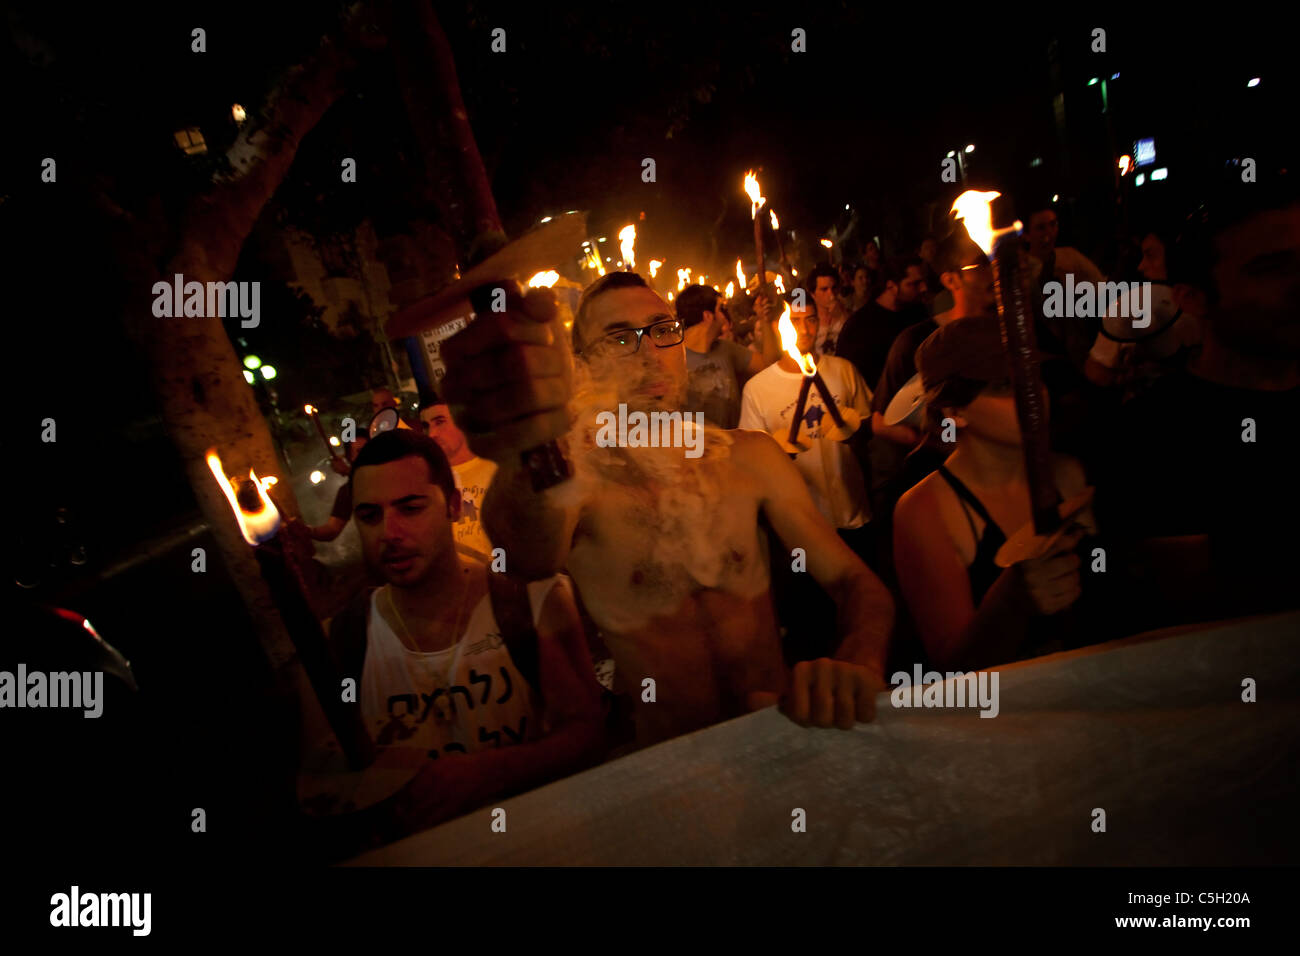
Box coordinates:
[298,431,606,838]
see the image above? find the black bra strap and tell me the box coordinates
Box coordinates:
[937,465,1005,540]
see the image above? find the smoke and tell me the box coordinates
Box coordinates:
[546,353,769,634]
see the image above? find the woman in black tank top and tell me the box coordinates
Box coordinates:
[891,316,1098,672]
[935,464,1007,607]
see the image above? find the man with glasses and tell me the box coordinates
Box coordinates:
[442,272,895,749]
[677,284,770,428]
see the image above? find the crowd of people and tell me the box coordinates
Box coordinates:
[294,177,1298,855]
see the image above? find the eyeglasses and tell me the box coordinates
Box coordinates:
[581,317,684,357]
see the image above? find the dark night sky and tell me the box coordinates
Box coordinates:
[7,2,1291,271]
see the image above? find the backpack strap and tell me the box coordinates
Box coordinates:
[327,585,376,694]
[486,573,544,710]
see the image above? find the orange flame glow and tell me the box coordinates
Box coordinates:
[207,449,280,545]
[736,258,746,290]
[527,270,560,288]
[777,304,816,375]
[677,267,692,291]
[951,189,1023,256]
[725,281,735,299]
[583,244,606,276]
[743,170,766,219]
[769,209,779,231]
[648,259,663,278]
[774,275,786,294]
[618,225,637,269]
[819,238,833,249]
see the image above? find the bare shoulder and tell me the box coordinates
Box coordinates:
[895,470,945,525]
[729,427,793,474]
[727,427,804,496]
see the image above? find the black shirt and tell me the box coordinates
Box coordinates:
[1099,369,1300,618]
[871,317,939,415]
[839,301,927,392]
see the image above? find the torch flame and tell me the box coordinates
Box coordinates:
[951,189,1023,256]
[774,275,786,294]
[527,270,560,288]
[304,404,316,415]
[725,281,735,299]
[820,238,833,249]
[677,267,692,291]
[206,449,281,545]
[618,225,637,269]
[584,244,606,276]
[743,170,766,219]
[648,259,663,278]
[736,258,746,290]
[777,304,817,375]
[769,209,779,230]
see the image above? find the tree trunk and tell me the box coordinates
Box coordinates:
[386,0,506,266]
[123,6,380,680]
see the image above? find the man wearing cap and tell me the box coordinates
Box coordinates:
[892,316,1091,672]
[865,229,999,525]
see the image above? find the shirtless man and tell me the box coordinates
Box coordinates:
[442,272,895,746]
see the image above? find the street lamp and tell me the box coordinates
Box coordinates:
[947,145,973,183]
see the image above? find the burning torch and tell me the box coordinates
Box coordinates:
[207,449,375,770]
[744,170,769,299]
[950,190,1093,565]
[619,225,637,273]
[772,303,859,454]
[304,404,343,463]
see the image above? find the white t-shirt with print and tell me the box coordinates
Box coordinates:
[739,354,873,529]
[451,455,497,560]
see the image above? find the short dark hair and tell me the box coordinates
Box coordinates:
[884,255,926,286]
[675,284,722,328]
[350,429,456,505]
[574,271,652,352]
[934,225,987,276]
[1168,173,1299,299]
[806,264,839,292]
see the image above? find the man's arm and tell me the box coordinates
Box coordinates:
[741,431,895,727]
[307,516,346,542]
[871,411,921,447]
[481,464,584,580]
[440,285,584,581]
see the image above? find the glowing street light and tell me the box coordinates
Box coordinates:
[243,355,261,370]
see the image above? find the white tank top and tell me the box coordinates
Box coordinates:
[360,579,557,765]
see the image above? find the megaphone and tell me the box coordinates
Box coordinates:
[368,407,413,438]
